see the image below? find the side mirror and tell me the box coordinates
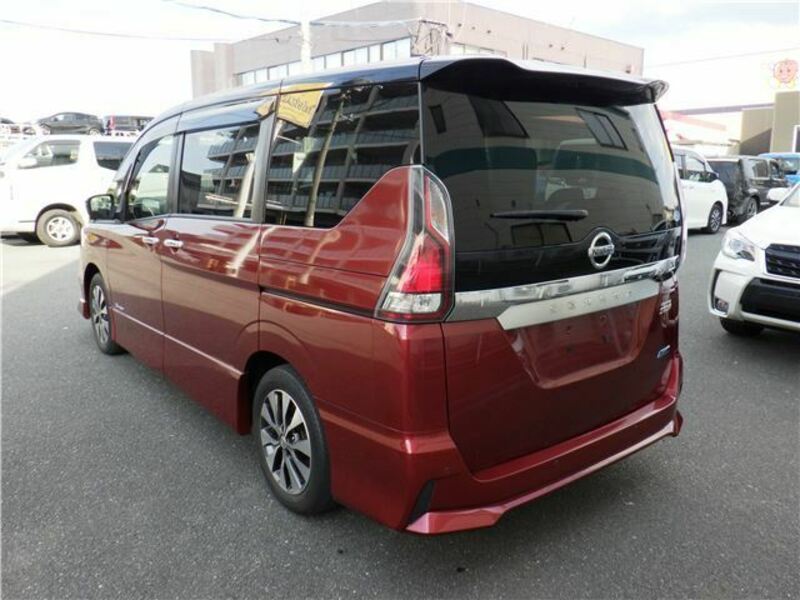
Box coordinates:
[704,171,719,183]
[17,156,37,169]
[86,194,116,221]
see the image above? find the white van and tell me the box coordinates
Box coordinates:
[0,136,132,246]
[673,148,728,233]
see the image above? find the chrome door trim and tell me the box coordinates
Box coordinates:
[447,256,677,328]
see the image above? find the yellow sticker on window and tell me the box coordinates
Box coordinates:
[277,83,330,128]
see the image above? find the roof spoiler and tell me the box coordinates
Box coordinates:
[420,57,667,105]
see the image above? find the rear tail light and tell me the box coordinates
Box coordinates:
[376,166,454,322]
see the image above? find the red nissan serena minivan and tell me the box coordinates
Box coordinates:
[79,56,685,534]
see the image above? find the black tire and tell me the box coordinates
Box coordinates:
[720,318,763,337]
[703,202,724,234]
[36,209,80,247]
[88,273,124,354]
[252,365,334,515]
[88,128,101,136]
[17,232,41,244]
[740,197,759,223]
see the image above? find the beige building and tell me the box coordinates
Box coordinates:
[190,1,644,98]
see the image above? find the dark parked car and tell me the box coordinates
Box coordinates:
[79,56,685,534]
[0,117,21,134]
[37,112,104,135]
[103,115,153,135]
[707,156,790,222]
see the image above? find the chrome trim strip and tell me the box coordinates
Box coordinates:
[497,278,660,330]
[448,256,677,326]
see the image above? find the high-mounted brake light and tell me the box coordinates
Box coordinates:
[376,166,454,322]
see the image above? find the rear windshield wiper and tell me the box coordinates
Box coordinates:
[490,209,588,221]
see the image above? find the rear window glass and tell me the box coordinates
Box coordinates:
[423,87,679,250]
[94,142,131,170]
[423,81,681,290]
[709,161,739,183]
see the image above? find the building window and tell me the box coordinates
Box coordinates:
[382,40,397,61]
[269,64,288,80]
[395,37,412,59]
[342,49,356,66]
[325,52,342,69]
[355,47,369,65]
[368,44,381,63]
[233,37,416,89]
[449,42,505,57]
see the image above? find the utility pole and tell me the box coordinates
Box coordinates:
[300,19,312,74]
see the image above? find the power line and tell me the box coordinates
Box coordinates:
[161,0,300,26]
[161,1,446,29]
[648,46,800,67]
[0,18,233,42]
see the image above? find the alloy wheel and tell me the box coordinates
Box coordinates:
[746,199,758,220]
[259,389,312,495]
[45,216,75,243]
[90,284,110,345]
[709,206,722,232]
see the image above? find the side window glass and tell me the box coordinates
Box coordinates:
[769,161,781,178]
[685,156,705,182]
[126,136,174,220]
[22,141,80,168]
[178,122,259,219]
[751,159,768,178]
[265,82,420,228]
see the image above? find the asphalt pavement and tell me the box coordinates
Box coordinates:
[1,231,798,599]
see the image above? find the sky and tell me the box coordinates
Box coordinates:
[0,0,798,121]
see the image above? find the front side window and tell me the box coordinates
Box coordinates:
[126,136,174,220]
[265,82,420,228]
[178,123,259,219]
[94,142,132,170]
[22,141,80,168]
[750,159,768,178]
[769,161,782,178]
[685,155,705,182]
[673,152,685,179]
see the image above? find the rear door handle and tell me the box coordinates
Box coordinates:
[163,238,184,249]
[140,236,159,246]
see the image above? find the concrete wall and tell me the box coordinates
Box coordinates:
[190,1,644,98]
[740,107,774,155]
[424,2,642,73]
[771,91,800,152]
[190,50,216,98]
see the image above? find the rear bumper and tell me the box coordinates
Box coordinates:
[323,354,683,534]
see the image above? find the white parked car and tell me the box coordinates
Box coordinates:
[674,148,728,233]
[0,135,131,246]
[708,184,800,336]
